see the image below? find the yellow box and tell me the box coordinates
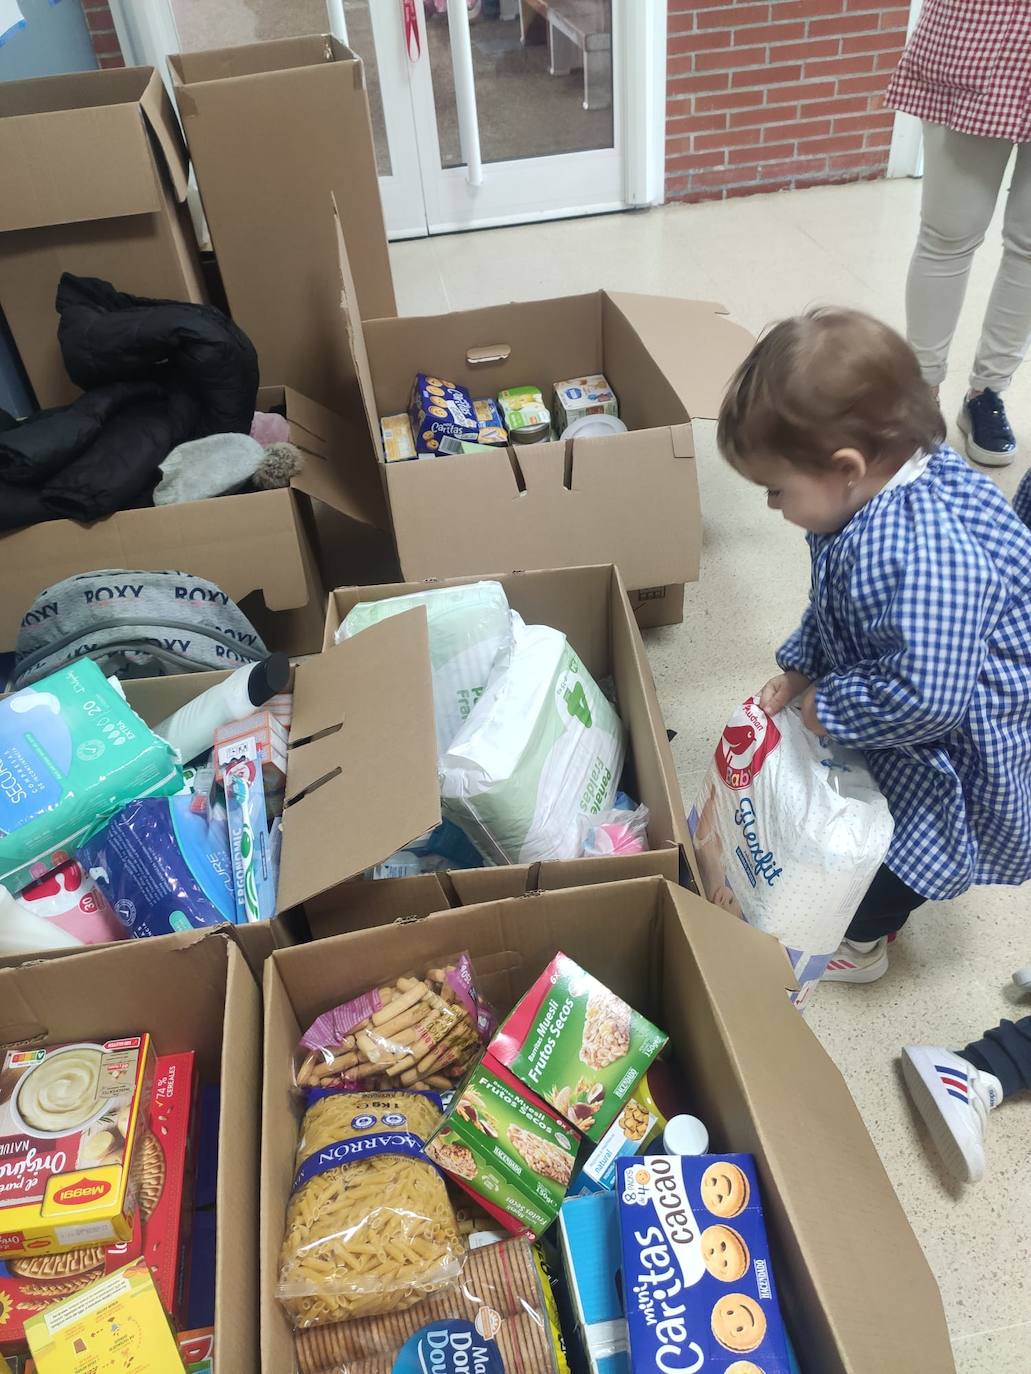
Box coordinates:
[25,1256,182,1372]
[379,412,416,462]
[0,1035,154,1258]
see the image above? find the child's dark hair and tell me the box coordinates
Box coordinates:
[717,307,945,471]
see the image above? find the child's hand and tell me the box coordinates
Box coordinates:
[799,684,827,735]
[760,670,811,715]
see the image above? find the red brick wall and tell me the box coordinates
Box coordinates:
[666,0,910,202]
[83,0,125,69]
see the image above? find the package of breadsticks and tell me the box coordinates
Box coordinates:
[293,957,495,1095]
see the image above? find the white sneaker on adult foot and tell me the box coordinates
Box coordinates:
[823,937,889,983]
[901,1045,1002,1183]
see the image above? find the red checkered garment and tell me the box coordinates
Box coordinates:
[886,0,1031,143]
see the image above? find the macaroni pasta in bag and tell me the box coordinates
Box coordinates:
[690,696,893,1008]
[278,1090,464,1329]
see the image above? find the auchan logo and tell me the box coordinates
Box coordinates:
[52,1177,111,1207]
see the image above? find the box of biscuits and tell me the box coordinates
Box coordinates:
[616,1153,790,1372]
[490,954,668,1143]
[425,1058,580,1237]
[0,1036,154,1259]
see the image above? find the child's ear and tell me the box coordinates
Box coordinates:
[830,447,868,484]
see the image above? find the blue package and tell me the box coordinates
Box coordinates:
[409,374,481,454]
[616,1154,791,1373]
[559,1193,630,1374]
[80,794,235,937]
[193,1083,221,1210]
[184,1206,217,1330]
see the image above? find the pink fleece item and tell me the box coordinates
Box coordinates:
[250,411,290,445]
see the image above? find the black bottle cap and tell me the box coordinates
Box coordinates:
[247,652,291,707]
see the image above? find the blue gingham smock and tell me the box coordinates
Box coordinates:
[1016,470,1031,529]
[778,446,1031,901]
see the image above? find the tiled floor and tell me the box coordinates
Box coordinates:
[390,178,1031,1373]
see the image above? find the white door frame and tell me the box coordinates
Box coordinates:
[887,0,924,179]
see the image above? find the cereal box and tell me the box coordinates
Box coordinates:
[0,1036,154,1258]
[409,375,482,455]
[553,375,619,432]
[489,954,668,1143]
[616,1154,791,1373]
[0,1053,193,1352]
[425,1059,579,1237]
[178,1328,213,1373]
[25,1256,182,1372]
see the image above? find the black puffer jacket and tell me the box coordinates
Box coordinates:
[0,274,258,529]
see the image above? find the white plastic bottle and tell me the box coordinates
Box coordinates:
[154,654,291,765]
[659,1114,710,1157]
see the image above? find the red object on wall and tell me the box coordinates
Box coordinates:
[666,0,909,203]
[83,0,125,69]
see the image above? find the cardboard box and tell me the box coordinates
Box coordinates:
[0,929,261,1373]
[170,36,395,409]
[332,218,752,626]
[0,386,385,656]
[314,566,693,936]
[260,877,955,1374]
[0,67,205,409]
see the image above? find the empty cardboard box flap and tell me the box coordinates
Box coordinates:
[276,608,440,910]
[281,385,388,529]
[332,199,381,458]
[0,67,189,233]
[605,291,753,420]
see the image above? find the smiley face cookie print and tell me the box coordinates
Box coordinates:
[701,1159,751,1217]
[711,1292,768,1353]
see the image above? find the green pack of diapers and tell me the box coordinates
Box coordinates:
[0,660,181,894]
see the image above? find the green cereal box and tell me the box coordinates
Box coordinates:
[490,953,668,1143]
[425,1058,580,1236]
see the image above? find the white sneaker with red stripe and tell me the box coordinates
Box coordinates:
[901,1045,1002,1183]
[823,937,889,983]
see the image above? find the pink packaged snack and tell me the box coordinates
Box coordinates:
[16,858,125,945]
[293,954,495,1094]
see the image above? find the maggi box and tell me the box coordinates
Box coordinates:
[617,1153,791,1372]
[0,1035,154,1257]
[490,953,667,1143]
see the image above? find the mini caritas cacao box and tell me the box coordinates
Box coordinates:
[0,1036,154,1258]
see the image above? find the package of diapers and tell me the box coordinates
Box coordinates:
[690,696,894,1009]
[0,660,181,894]
[336,581,517,756]
[439,622,626,864]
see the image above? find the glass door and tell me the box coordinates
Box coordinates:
[345,0,653,238]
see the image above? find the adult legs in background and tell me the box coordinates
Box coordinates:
[905,123,1013,390]
[970,140,1031,393]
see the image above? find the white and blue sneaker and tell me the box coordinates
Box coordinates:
[957,388,1017,467]
[901,1045,1002,1183]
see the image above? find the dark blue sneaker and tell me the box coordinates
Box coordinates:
[957,388,1017,467]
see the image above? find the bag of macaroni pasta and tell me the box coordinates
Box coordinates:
[277,1089,464,1328]
[690,696,893,1009]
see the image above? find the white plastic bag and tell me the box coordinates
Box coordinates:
[440,623,626,864]
[690,696,893,1008]
[336,581,517,758]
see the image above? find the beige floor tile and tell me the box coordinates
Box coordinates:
[389,180,1031,1367]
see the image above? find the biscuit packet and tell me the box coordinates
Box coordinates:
[293,956,495,1095]
[278,1089,464,1329]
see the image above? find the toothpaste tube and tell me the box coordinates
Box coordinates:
[223,745,277,923]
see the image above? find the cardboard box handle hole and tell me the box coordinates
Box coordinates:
[466,344,512,367]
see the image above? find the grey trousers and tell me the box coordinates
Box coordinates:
[906,122,1031,393]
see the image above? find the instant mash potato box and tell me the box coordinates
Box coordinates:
[490,953,668,1143]
[0,1036,153,1257]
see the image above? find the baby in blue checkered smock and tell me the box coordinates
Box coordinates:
[717,308,1031,986]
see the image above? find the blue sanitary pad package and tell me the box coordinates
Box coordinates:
[80,794,236,937]
[616,1154,790,1373]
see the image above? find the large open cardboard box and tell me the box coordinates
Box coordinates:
[0,386,386,656]
[333,218,752,626]
[261,876,954,1373]
[170,36,395,410]
[0,929,261,1373]
[314,565,695,936]
[0,67,205,409]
